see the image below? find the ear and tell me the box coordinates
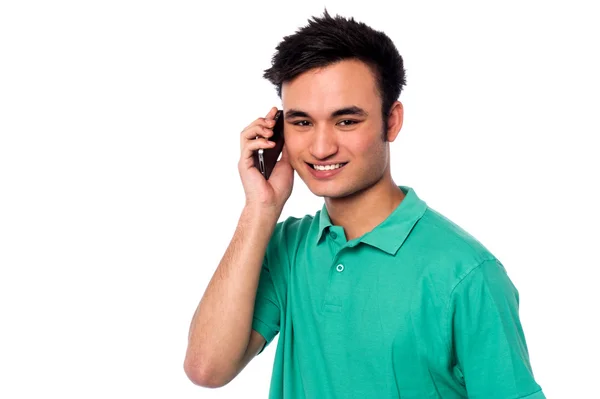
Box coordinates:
[385,101,404,142]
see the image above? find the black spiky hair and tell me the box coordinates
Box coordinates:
[263,10,406,120]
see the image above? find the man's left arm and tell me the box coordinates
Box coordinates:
[448,258,545,399]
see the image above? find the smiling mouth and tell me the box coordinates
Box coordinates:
[308,162,348,171]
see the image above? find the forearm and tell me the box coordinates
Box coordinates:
[184,205,280,381]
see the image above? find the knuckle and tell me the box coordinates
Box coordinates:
[251,118,265,128]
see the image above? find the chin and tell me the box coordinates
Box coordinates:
[303,174,383,200]
[303,180,358,199]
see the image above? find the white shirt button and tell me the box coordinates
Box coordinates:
[336,264,344,272]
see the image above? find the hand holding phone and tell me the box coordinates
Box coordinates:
[238,107,293,212]
[252,110,284,180]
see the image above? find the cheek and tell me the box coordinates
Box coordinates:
[282,135,304,164]
[357,138,376,152]
[283,133,306,153]
[351,135,382,156]
[353,136,388,168]
[348,121,385,155]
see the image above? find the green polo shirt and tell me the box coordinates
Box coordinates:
[252,186,544,399]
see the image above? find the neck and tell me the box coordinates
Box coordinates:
[324,174,405,241]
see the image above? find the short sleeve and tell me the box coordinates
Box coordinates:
[251,254,281,355]
[449,259,545,399]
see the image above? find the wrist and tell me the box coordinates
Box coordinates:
[241,203,282,224]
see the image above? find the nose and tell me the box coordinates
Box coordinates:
[309,125,338,160]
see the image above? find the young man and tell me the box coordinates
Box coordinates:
[184,11,545,399]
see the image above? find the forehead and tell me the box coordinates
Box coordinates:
[281,59,380,116]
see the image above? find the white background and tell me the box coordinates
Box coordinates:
[1,1,599,398]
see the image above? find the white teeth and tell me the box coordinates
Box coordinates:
[314,163,344,171]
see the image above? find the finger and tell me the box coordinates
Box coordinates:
[260,107,279,128]
[242,118,275,136]
[243,109,277,131]
[241,125,274,142]
[241,138,276,159]
[265,106,278,119]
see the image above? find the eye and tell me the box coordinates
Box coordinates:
[337,119,359,126]
[292,120,312,127]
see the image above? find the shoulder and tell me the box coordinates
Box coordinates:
[411,205,502,283]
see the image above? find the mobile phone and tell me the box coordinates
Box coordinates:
[252,110,284,179]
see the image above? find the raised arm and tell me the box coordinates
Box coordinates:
[183,107,293,388]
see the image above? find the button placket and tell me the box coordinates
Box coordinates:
[322,259,348,314]
[322,237,351,314]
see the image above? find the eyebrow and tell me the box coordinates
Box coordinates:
[284,106,369,120]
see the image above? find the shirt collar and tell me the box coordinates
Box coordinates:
[316,186,428,255]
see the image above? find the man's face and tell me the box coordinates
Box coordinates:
[281,59,394,199]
